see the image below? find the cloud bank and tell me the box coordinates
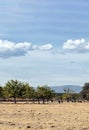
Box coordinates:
[1,38,89,58]
[63,38,89,53]
[0,40,53,58]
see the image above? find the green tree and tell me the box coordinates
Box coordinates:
[36,85,55,104]
[0,86,4,101]
[80,83,89,100]
[62,88,75,101]
[4,80,22,103]
[19,82,35,101]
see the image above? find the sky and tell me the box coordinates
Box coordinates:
[0,0,89,87]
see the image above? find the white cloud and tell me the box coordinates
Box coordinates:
[62,38,89,53]
[63,38,89,53]
[0,40,53,58]
[39,44,53,50]
[63,38,85,51]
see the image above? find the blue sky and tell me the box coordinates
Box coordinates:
[0,0,89,87]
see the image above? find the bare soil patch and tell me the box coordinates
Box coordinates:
[0,102,89,130]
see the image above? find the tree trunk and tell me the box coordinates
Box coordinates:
[14,97,16,104]
[43,99,45,104]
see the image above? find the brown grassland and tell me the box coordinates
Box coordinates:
[0,102,89,130]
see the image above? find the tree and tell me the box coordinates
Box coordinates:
[62,88,75,101]
[4,80,22,103]
[18,82,35,101]
[0,86,4,101]
[80,83,89,100]
[36,85,55,104]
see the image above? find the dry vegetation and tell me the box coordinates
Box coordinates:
[0,102,89,130]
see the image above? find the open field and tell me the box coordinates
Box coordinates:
[0,102,89,130]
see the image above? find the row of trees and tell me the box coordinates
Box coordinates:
[56,83,89,102]
[56,88,80,102]
[0,80,55,104]
[0,80,89,104]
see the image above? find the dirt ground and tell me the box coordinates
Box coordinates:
[0,102,89,130]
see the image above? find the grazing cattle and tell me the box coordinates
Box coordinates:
[78,100,82,103]
[58,100,60,104]
[71,100,76,103]
[50,99,53,103]
[58,99,63,104]
[61,100,63,103]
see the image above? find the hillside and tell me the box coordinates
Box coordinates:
[51,85,82,93]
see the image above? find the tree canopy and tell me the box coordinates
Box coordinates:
[4,80,35,103]
[36,85,55,104]
[80,83,89,100]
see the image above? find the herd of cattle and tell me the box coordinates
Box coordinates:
[0,98,86,104]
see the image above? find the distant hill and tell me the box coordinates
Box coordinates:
[50,85,82,93]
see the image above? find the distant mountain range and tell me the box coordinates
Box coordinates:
[50,85,82,93]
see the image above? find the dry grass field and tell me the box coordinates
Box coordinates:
[0,102,89,130]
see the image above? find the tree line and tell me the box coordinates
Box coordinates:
[0,79,89,104]
[0,80,55,104]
